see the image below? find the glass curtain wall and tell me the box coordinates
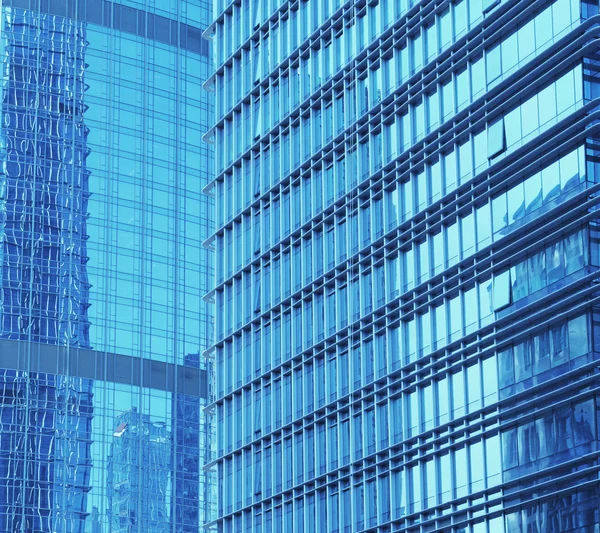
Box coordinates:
[0,0,214,531]
[207,0,600,531]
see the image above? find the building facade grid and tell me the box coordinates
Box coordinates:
[208,0,600,532]
[0,0,215,531]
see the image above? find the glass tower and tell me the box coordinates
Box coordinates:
[0,1,214,532]
[0,8,94,533]
[207,0,600,531]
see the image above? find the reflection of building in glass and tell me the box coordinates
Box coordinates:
[0,0,214,531]
[0,373,94,533]
[208,0,600,531]
[84,506,101,533]
[0,8,91,346]
[0,7,93,533]
[173,353,201,532]
[107,408,171,533]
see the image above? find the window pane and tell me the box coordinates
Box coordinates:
[487,118,505,158]
[568,315,588,359]
[493,270,511,311]
[486,43,502,84]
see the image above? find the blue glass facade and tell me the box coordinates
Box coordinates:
[107,408,171,532]
[207,0,600,531]
[0,0,214,531]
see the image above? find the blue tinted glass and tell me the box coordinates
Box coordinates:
[210,1,598,531]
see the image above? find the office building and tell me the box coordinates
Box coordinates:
[206,0,600,531]
[0,1,214,531]
[107,408,171,533]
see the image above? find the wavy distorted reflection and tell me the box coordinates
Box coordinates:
[0,3,212,532]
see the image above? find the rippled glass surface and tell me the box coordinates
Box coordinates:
[0,1,213,531]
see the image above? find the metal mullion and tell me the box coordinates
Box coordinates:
[214,88,584,296]
[390,280,600,402]
[221,11,592,222]
[208,0,542,181]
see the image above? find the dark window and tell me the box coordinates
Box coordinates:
[49,0,67,16]
[201,39,210,56]
[147,12,157,39]
[186,25,203,53]
[9,0,207,56]
[103,1,111,26]
[153,14,172,45]
[138,10,146,37]
[82,0,102,24]
[116,5,138,34]
[170,19,179,47]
